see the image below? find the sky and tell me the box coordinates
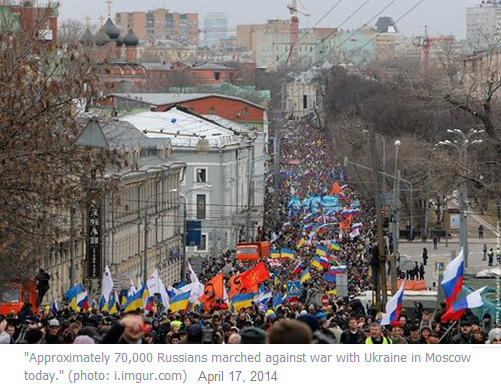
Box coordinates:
[55,0,479,39]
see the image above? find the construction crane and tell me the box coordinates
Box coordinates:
[287,0,310,66]
[422,25,454,64]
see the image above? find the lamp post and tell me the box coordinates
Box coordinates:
[393,140,401,256]
[437,129,484,268]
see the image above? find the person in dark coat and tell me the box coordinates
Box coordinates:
[422,248,428,266]
[35,268,51,306]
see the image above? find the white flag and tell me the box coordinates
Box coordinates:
[127,279,137,297]
[101,266,113,304]
[147,270,170,310]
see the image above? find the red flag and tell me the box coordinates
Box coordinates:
[199,273,224,311]
[241,262,270,290]
[330,182,341,195]
[229,272,258,297]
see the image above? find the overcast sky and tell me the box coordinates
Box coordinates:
[57,0,478,38]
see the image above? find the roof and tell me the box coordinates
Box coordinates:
[375,17,398,34]
[118,107,243,149]
[192,62,236,70]
[203,115,251,134]
[141,63,173,71]
[111,92,266,110]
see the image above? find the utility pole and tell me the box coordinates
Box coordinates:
[70,205,77,287]
[143,204,149,286]
[180,195,187,282]
[393,140,401,256]
[460,146,468,268]
[369,127,387,309]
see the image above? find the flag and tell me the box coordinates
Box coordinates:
[302,213,314,223]
[65,284,85,312]
[330,182,341,195]
[123,284,147,313]
[256,290,272,305]
[442,287,486,322]
[324,273,337,283]
[241,262,270,290]
[185,262,205,304]
[296,237,307,250]
[270,249,281,259]
[441,249,464,309]
[146,270,170,310]
[300,268,311,284]
[292,262,303,275]
[281,248,295,259]
[350,229,360,239]
[329,265,347,274]
[312,256,329,271]
[50,299,59,314]
[303,223,316,233]
[76,290,88,311]
[328,254,341,265]
[286,281,301,297]
[330,241,341,251]
[108,292,120,315]
[339,215,353,231]
[100,265,113,310]
[169,291,191,313]
[199,273,224,311]
[127,279,137,297]
[268,258,281,267]
[315,224,330,234]
[381,281,406,326]
[316,245,328,257]
[273,292,284,308]
[231,293,255,312]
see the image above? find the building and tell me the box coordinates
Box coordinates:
[0,0,58,41]
[43,119,186,301]
[237,20,290,51]
[283,66,328,125]
[105,92,269,131]
[115,9,199,45]
[462,49,501,99]
[466,1,501,50]
[203,12,228,47]
[116,107,265,259]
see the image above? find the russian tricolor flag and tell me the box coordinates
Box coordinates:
[381,281,405,326]
[441,249,464,309]
[292,262,303,275]
[441,287,486,322]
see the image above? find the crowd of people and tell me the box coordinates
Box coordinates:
[1,121,499,345]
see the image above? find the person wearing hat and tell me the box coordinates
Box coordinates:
[488,328,501,344]
[451,321,472,344]
[407,324,424,344]
[45,318,62,344]
[240,326,266,344]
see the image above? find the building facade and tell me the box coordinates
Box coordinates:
[467,1,501,50]
[117,107,265,260]
[203,12,228,47]
[116,9,199,45]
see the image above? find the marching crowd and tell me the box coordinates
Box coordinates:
[1,121,499,345]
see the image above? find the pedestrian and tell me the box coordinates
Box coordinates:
[419,263,425,280]
[488,248,494,266]
[482,244,487,261]
[35,268,50,307]
[478,225,484,239]
[422,247,428,266]
[432,235,438,250]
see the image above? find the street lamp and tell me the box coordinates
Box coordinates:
[393,140,401,255]
[437,129,484,268]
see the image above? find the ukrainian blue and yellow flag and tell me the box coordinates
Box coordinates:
[123,284,147,313]
[270,249,281,259]
[296,237,307,250]
[169,291,191,313]
[65,284,85,312]
[281,248,295,259]
[108,292,120,315]
[316,245,328,257]
[330,240,341,251]
[231,293,254,312]
[311,257,323,271]
[300,268,311,284]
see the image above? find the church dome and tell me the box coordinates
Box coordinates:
[123,28,139,46]
[103,18,121,40]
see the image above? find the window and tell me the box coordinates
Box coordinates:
[214,72,221,80]
[196,168,207,183]
[243,107,249,115]
[209,107,216,114]
[196,194,206,220]
[197,234,207,251]
[303,95,308,109]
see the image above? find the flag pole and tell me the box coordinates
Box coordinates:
[438,321,458,343]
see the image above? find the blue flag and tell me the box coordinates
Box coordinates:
[286,281,301,297]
